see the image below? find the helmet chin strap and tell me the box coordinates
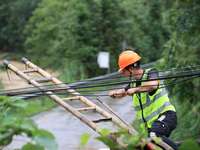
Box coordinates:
[129,72,132,80]
[127,69,132,80]
[129,62,138,80]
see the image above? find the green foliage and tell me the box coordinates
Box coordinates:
[96,129,119,149]
[158,0,200,142]
[178,140,200,150]
[79,133,92,148]
[163,0,200,35]
[0,0,41,53]
[92,128,199,149]
[170,100,200,141]
[94,128,150,150]
[0,69,4,89]
[18,98,58,118]
[72,0,123,76]
[57,58,88,84]
[122,130,148,150]
[0,96,58,150]
[24,0,123,77]
[24,0,76,69]
[121,0,172,63]
[2,0,174,77]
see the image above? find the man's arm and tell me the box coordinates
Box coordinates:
[126,79,159,96]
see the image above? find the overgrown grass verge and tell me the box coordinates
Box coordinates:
[168,96,200,142]
[17,97,58,118]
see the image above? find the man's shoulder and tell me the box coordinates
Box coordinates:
[147,68,159,79]
[147,68,158,73]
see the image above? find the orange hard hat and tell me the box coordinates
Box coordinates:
[118,51,141,72]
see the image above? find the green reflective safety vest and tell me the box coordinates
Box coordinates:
[132,69,175,130]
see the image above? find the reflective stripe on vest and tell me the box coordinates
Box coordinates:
[132,69,175,129]
[138,101,172,124]
[134,80,166,111]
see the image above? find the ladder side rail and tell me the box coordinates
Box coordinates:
[21,58,77,95]
[5,59,157,149]
[21,58,137,135]
[3,61,102,135]
[79,96,137,134]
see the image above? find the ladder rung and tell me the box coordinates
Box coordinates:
[77,107,96,112]
[62,97,80,101]
[22,68,38,73]
[34,78,52,83]
[109,131,119,134]
[92,118,112,123]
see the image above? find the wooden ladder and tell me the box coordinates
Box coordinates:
[3,58,140,146]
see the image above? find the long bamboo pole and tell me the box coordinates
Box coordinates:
[97,98,135,131]
[3,60,100,135]
[20,57,138,135]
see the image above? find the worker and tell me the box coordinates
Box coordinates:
[109,50,178,150]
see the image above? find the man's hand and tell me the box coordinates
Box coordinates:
[109,91,117,98]
[109,89,127,99]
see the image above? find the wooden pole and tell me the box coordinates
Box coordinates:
[3,60,100,135]
[21,58,138,135]
[3,58,158,149]
[97,98,135,131]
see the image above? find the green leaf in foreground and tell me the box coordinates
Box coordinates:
[178,140,200,150]
[79,133,92,147]
[34,135,58,150]
[22,143,44,150]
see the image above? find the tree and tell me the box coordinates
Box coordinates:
[72,0,123,76]
[24,0,78,69]
[121,0,172,63]
[0,0,41,53]
[24,0,175,77]
[24,0,124,77]
[159,0,200,141]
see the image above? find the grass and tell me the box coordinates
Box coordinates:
[18,97,58,118]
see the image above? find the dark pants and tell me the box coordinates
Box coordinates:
[148,111,178,150]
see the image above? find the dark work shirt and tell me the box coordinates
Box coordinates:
[125,69,159,96]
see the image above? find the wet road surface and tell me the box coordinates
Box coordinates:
[3,91,137,150]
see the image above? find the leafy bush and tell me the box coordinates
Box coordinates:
[80,128,200,149]
[0,0,41,53]
[79,128,157,150]
[0,96,58,150]
[58,59,88,83]
[158,0,200,142]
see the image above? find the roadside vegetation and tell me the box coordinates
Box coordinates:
[0,96,58,150]
[0,0,199,149]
